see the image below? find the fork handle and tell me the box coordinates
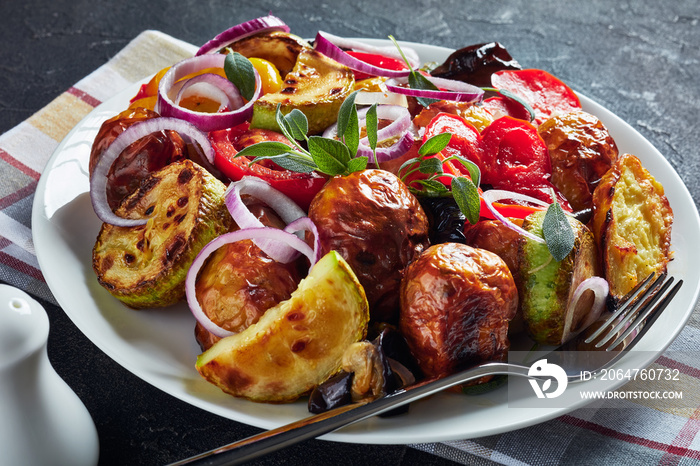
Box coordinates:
[169,362,526,466]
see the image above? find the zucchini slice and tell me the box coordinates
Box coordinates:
[92,159,231,309]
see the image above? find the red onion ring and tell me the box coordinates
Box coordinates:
[481,189,545,244]
[156,54,262,133]
[175,73,244,112]
[314,31,415,78]
[224,176,306,263]
[185,227,316,338]
[90,117,214,227]
[195,15,290,56]
[357,130,415,162]
[283,216,321,266]
[560,276,609,344]
[384,76,484,103]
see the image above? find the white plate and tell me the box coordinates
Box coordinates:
[32,40,700,444]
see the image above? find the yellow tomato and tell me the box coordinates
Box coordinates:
[249,57,283,95]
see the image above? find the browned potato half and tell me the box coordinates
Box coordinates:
[538,110,618,212]
[463,218,523,277]
[591,153,673,302]
[308,169,430,323]
[399,243,518,380]
[92,160,232,308]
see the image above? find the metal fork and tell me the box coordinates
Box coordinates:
[170,273,683,466]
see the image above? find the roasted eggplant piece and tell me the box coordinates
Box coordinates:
[430,42,521,87]
[308,169,430,323]
[590,153,673,303]
[518,210,599,345]
[89,107,187,210]
[196,251,369,403]
[92,160,231,309]
[538,110,619,212]
[399,243,518,382]
[419,197,467,245]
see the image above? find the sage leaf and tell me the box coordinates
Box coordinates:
[408,71,440,107]
[451,177,481,225]
[419,133,452,157]
[344,108,360,157]
[235,141,299,159]
[419,157,443,174]
[308,136,350,175]
[542,202,575,261]
[284,109,309,141]
[365,103,378,151]
[446,155,481,186]
[347,156,369,173]
[336,90,359,140]
[251,154,317,173]
[224,52,256,101]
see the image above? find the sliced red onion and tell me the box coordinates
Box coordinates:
[481,189,545,244]
[481,189,551,209]
[314,31,415,78]
[284,216,321,265]
[224,176,306,263]
[90,117,214,227]
[384,76,484,103]
[195,15,290,56]
[314,31,420,68]
[185,227,316,338]
[357,130,415,162]
[560,276,609,344]
[156,54,261,133]
[175,72,245,112]
[354,89,408,107]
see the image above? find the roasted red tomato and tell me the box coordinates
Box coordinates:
[491,69,581,125]
[209,123,327,210]
[345,51,409,81]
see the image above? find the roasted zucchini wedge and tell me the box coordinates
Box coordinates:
[92,159,232,309]
[225,30,309,76]
[518,210,599,345]
[196,251,369,403]
[591,153,673,302]
[250,47,355,135]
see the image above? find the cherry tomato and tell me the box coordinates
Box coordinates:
[209,124,327,210]
[491,69,581,125]
[423,112,483,177]
[346,51,409,81]
[481,96,532,122]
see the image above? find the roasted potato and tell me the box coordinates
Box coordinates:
[538,110,618,212]
[399,243,518,380]
[89,107,187,210]
[196,251,369,403]
[463,218,523,277]
[308,169,430,323]
[591,153,673,302]
[92,160,231,308]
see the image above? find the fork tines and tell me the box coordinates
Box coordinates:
[584,272,684,351]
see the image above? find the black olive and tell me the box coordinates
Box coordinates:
[430,42,521,88]
[308,372,353,414]
[419,197,467,245]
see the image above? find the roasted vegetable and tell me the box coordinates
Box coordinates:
[538,110,619,212]
[430,42,521,88]
[399,243,518,382]
[226,30,309,76]
[308,169,430,323]
[590,153,673,302]
[196,251,369,403]
[250,47,355,134]
[89,107,187,210]
[193,201,303,351]
[92,160,232,308]
[518,210,599,345]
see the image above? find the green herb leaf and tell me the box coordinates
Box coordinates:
[408,71,440,107]
[415,178,450,195]
[336,90,359,140]
[419,157,443,174]
[347,156,369,173]
[418,133,452,157]
[234,141,300,159]
[451,177,481,225]
[283,109,309,141]
[252,154,317,173]
[366,103,378,149]
[542,201,575,261]
[445,155,481,187]
[344,108,360,157]
[224,51,257,101]
[308,136,351,175]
